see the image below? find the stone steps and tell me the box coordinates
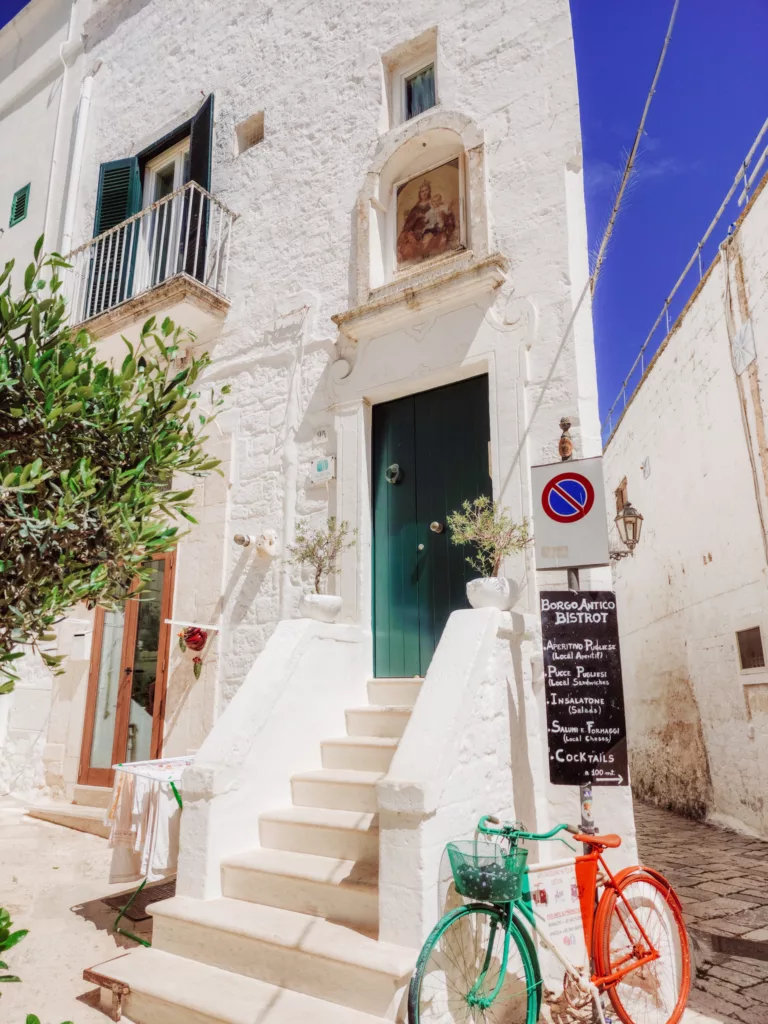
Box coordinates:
[88,676,422,1020]
[291,768,383,812]
[27,802,109,839]
[345,706,411,738]
[86,947,389,1024]
[149,896,414,1018]
[321,736,399,772]
[259,806,379,863]
[72,783,111,808]
[366,678,422,707]
[222,847,378,931]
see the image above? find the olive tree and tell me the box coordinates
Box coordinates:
[0,238,228,691]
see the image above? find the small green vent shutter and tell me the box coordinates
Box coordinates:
[9,184,30,227]
[88,158,141,317]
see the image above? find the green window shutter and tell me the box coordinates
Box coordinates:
[93,157,141,236]
[189,94,214,191]
[185,94,214,281]
[9,184,30,227]
[89,158,141,317]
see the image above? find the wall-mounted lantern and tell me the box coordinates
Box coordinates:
[614,501,644,554]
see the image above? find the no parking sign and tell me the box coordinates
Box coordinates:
[531,456,610,570]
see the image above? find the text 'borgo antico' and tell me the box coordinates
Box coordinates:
[540,597,616,624]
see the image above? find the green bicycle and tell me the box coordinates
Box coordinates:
[408,816,691,1024]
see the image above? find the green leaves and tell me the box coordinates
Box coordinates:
[0,241,226,690]
[446,496,531,578]
[288,518,356,595]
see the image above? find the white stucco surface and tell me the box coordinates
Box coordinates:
[0,0,637,951]
[604,175,768,837]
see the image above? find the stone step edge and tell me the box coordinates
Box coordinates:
[150,896,415,979]
[222,848,379,891]
[84,947,387,1024]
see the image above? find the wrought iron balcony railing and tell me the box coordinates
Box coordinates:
[62,181,236,326]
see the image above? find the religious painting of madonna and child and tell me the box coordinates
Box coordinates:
[396,158,462,270]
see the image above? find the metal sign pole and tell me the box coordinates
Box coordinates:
[560,418,597,844]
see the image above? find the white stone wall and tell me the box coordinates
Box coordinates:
[603,175,768,837]
[0,0,71,269]
[0,0,616,819]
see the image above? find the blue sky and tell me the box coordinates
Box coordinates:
[571,0,768,431]
[1,0,766,432]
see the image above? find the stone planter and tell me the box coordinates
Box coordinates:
[299,593,343,622]
[466,576,517,611]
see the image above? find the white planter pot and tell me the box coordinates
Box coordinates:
[466,576,517,611]
[299,593,343,622]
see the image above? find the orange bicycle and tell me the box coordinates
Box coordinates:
[408,816,691,1024]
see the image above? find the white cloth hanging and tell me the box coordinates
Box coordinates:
[105,755,193,884]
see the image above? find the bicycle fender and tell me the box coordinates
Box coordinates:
[610,865,684,914]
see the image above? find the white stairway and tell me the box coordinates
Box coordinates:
[27,783,111,838]
[88,678,423,1023]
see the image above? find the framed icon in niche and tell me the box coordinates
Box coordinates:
[396,157,462,269]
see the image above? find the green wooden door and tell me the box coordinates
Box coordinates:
[372,375,492,677]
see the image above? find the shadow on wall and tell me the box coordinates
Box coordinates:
[629,670,713,820]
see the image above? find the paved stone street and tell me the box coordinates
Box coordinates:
[636,801,768,1024]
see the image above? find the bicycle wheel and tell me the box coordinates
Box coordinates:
[408,903,539,1024]
[594,869,691,1024]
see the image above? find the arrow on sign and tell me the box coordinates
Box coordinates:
[597,774,624,784]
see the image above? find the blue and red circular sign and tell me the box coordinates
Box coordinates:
[541,472,595,523]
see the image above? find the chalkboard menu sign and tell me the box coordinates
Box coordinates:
[540,591,628,787]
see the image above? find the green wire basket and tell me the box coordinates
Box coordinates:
[446,840,528,902]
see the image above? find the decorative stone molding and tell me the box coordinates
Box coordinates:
[78,272,230,342]
[352,109,492,307]
[332,251,508,344]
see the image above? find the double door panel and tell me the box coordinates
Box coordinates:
[372,375,492,678]
[79,555,175,788]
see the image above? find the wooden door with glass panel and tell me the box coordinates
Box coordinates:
[79,554,175,788]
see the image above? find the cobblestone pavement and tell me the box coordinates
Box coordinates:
[636,801,768,1024]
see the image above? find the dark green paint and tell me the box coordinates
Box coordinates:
[372,375,492,678]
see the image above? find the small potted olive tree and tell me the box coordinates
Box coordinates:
[288,517,356,622]
[447,496,530,610]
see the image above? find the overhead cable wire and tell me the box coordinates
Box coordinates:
[502,0,681,491]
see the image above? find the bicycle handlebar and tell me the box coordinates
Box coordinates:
[478,815,580,843]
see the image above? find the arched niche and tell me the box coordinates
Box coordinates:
[354,110,491,305]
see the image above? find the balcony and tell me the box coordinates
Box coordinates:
[62,182,236,350]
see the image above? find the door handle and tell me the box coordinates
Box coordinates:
[430,522,444,534]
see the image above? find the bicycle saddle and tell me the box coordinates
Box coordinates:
[573,832,622,848]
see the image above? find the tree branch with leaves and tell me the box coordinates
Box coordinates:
[0,238,229,691]
[447,496,530,577]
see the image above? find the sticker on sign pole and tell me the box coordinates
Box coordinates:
[531,457,609,570]
[541,472,595,523]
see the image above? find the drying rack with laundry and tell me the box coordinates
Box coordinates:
[104,755,194,946]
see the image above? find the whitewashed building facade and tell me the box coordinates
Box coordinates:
[0,0,636,1017]
[604,171,768,839]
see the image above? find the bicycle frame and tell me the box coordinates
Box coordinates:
[476,818,663,998]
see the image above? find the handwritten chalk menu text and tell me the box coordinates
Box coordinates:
[540,591,628,787]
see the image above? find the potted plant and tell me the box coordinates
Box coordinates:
[288,517,356,622]
[447,496,530,610]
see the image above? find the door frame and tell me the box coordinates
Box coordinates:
[78,552,176,788]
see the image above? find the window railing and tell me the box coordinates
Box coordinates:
[62,181,236,325]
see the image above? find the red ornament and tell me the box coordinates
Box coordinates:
[180,626,208,652]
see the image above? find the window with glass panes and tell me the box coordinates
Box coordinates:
[405,64,435,120]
